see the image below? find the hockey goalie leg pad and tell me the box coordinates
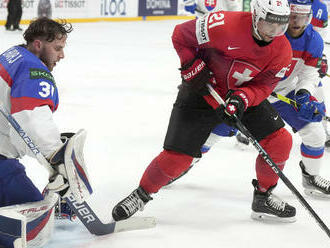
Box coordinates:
[256,128,292,191]
[0,210,27,248]
[0,193,58,248]
[63,129,93,203]
[140,150,194,193]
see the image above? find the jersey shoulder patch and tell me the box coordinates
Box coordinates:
[196,11,226,44]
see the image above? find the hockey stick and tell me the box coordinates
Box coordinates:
[207,84,330,239]
[0,104,156,236]
[270,92,330,122]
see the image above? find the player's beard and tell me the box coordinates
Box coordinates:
[39,53,54,71]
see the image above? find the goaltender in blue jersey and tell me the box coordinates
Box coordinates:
[0,18,92,248]
[0,45,59,118]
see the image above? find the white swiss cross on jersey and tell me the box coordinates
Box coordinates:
[227,61,260,88]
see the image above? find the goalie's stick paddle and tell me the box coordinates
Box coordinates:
[207,84,330,239]
[0,104,156,235]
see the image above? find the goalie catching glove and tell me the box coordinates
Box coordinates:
[46,129,93,204]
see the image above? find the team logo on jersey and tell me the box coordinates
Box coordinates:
[204,0,217,11]
[276,64,291,78]
[30,68,54,83]
[227,61,260,88]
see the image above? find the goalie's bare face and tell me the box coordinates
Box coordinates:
[39,35,67,71]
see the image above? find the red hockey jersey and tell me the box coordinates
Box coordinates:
[172,11,292,107]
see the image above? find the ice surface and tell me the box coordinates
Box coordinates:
[1,20,330,248]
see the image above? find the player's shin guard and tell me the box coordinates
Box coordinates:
[255,128,292,191]
[140,150,194,193]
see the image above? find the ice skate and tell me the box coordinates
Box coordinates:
[251,179,296,223]
[112,187,152,221]
[300,161,330,198]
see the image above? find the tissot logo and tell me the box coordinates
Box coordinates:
[54,0,86,8]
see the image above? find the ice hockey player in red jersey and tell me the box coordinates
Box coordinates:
[112,0,296,223]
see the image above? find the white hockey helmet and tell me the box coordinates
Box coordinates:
[251,0,291,40]
[288,0,313,28]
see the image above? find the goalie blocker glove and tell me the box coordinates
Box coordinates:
[46,130,93,204]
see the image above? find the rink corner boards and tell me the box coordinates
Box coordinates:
[0,15,194,26]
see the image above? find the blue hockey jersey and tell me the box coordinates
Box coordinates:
[0,45,59,114]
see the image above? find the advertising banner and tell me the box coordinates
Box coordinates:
[100,0,138,17]
[0,0,90,21]
[138,0,178,16]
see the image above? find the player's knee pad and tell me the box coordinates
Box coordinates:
[140,150,193,193]
[298,122,326,148]
[0,193,58,248]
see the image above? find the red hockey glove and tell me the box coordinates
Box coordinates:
[221,90,249,126]
[318,54,328,78]
[180,58,215,93]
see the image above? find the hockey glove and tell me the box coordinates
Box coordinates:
[180,58,216,94]
[220,90,248,127]
[318,54,328,78]
[184,0,197,14]
[295,89,325,122]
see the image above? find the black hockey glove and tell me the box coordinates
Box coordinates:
[220,90,248,127]
[318,54,328,78]
[180,58,215,94]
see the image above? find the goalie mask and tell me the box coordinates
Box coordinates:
[251,0,290,41]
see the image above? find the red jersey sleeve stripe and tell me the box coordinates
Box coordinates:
[304,57,319,67]
[0,63,13,87]
[11,96,55,114]
[311,18,324,28]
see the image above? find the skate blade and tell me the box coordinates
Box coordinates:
[304,189,330,199]
[251,211,296,223]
